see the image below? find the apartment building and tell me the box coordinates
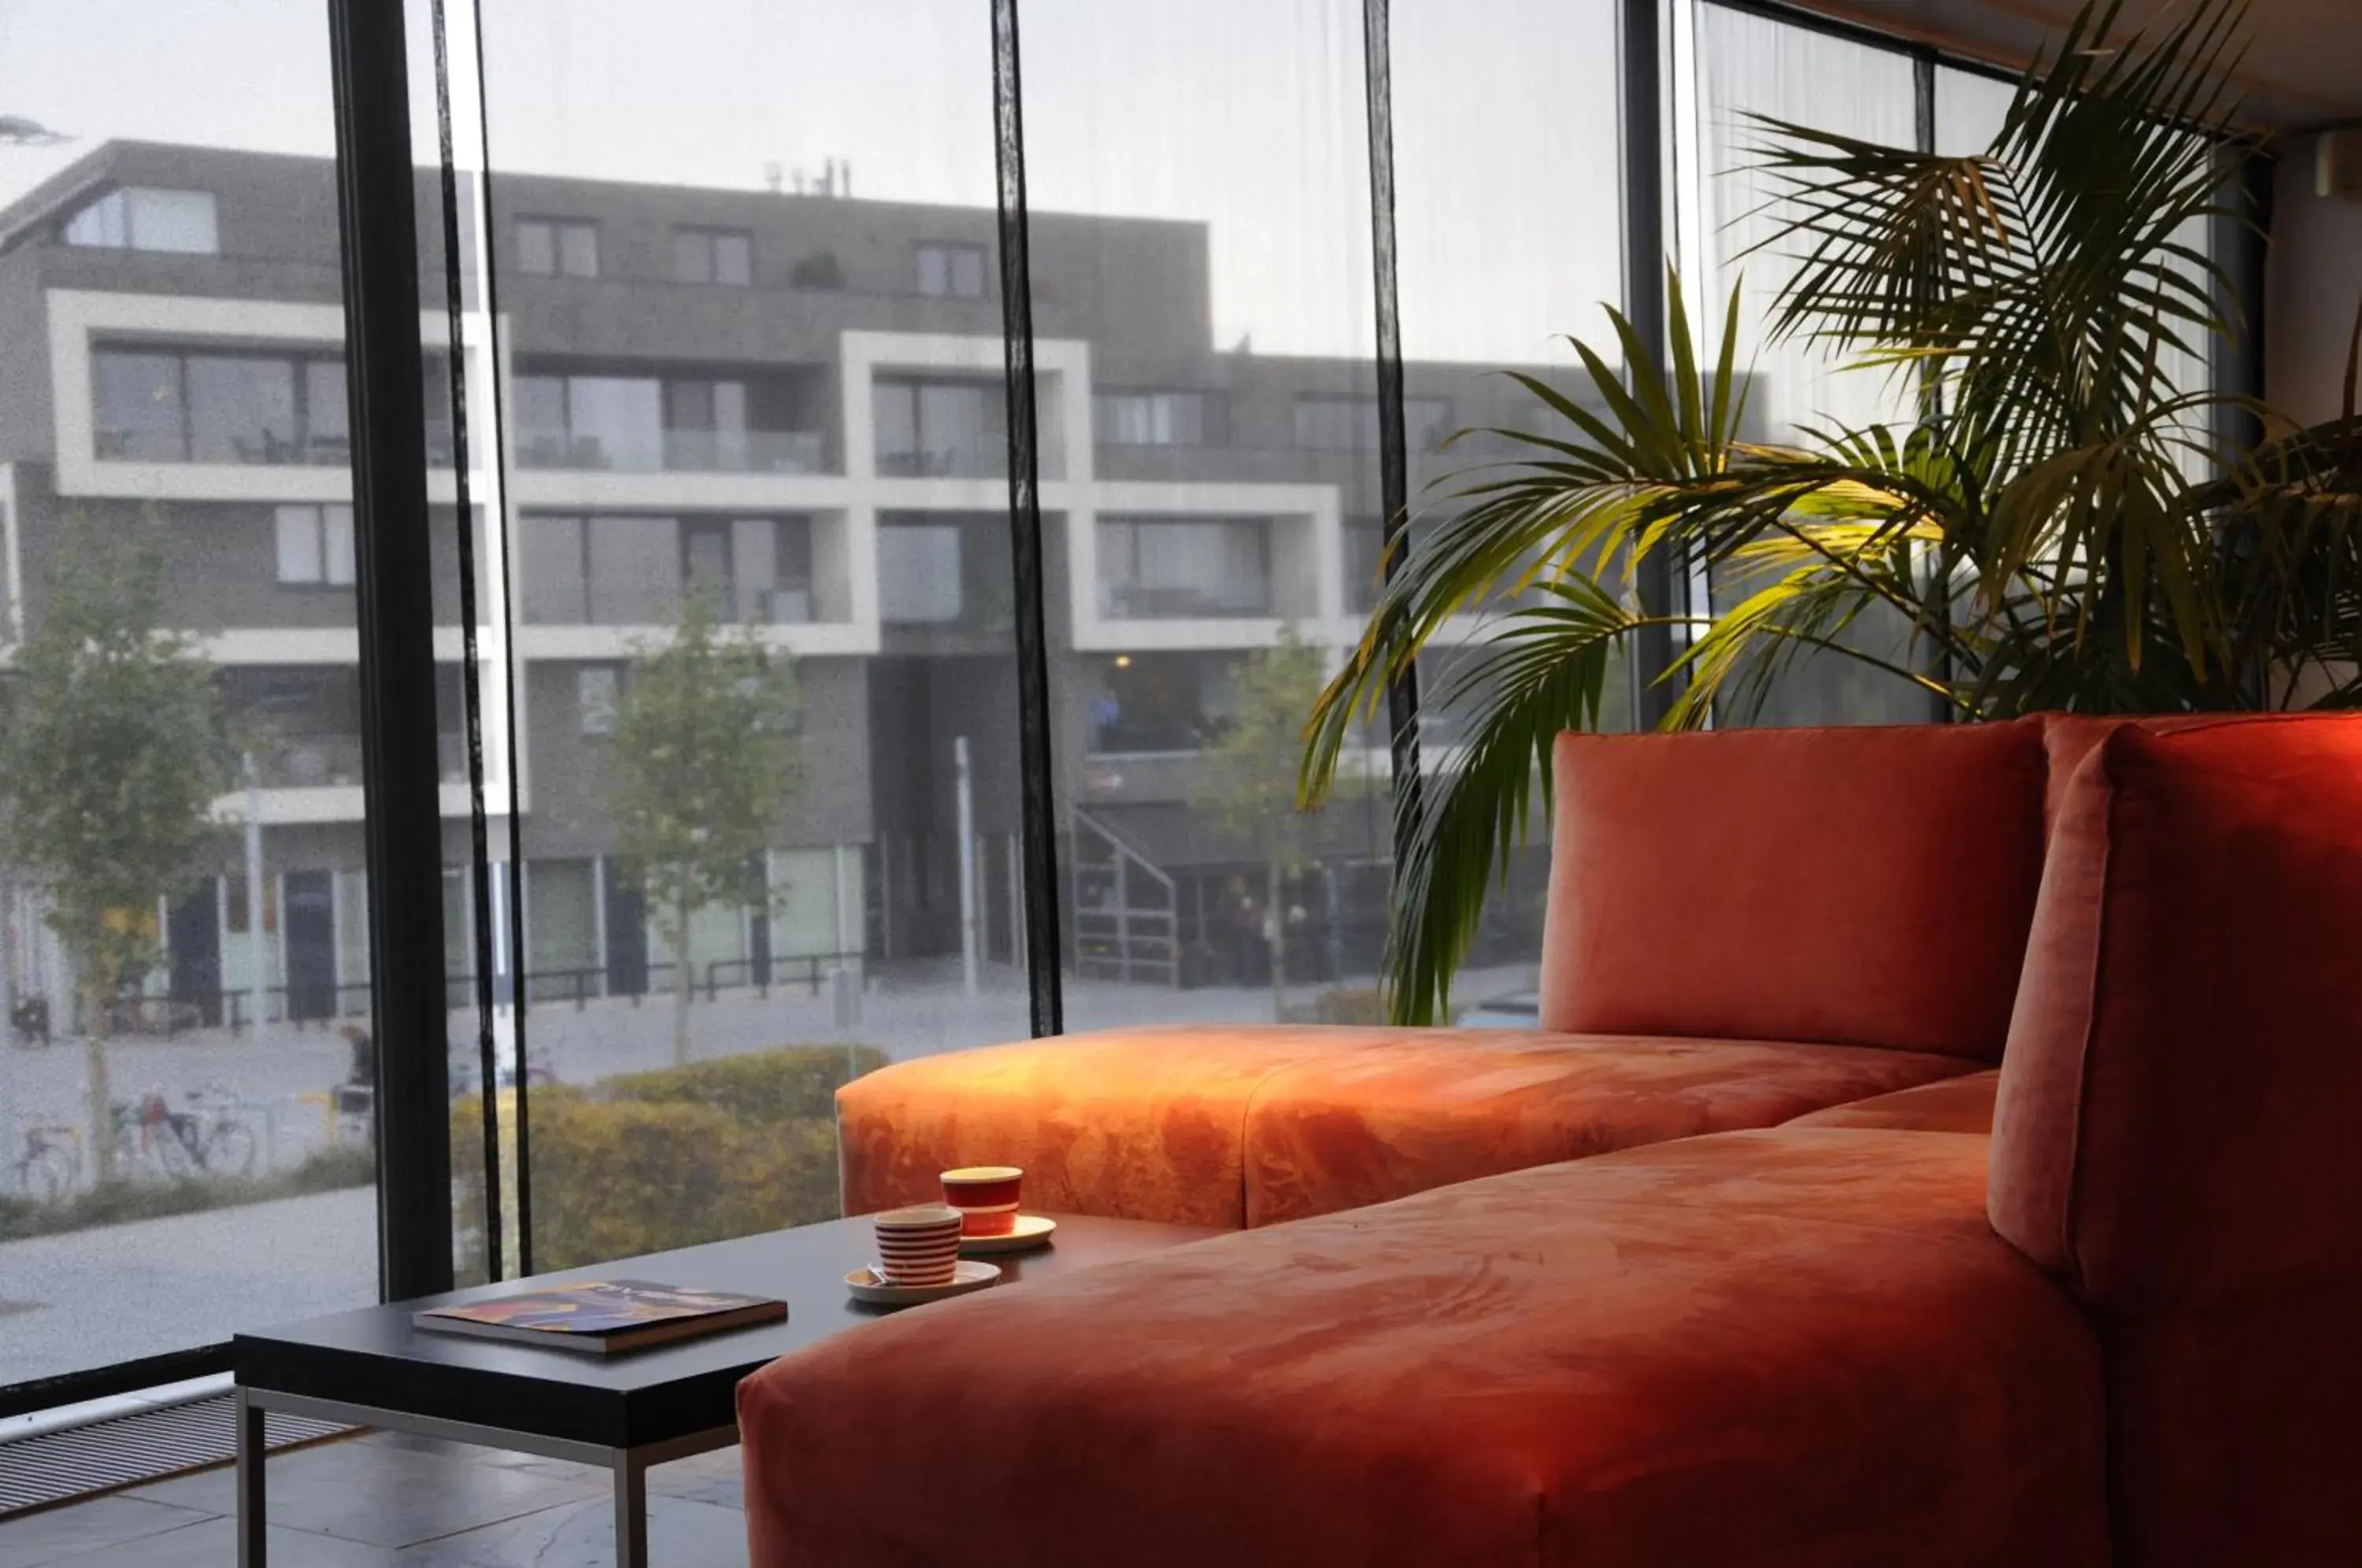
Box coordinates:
[0,140,1553,1020]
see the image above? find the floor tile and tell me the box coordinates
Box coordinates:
[124,1439,600,1549]
[394,1494,748,1567]
[0,1496,213,1568]
[36,1518,397,1566]
[354,1430,606,1485]
[646,1449,743,1511]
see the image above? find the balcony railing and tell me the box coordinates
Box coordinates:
[1098,582,1275,619]
[250,732,470,789]
[876,444,1005,479]
[515,427,827,474]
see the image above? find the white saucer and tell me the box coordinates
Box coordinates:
[958,1215,1057,1255]
[846,1259,1001,1306]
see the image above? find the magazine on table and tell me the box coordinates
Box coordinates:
[414,1280,787,1355]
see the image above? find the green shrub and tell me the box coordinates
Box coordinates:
[0,1142,376,1241]
[602,1044,887,1122]
[789,250,844,290]
[1286,986,1387,1026]
[452,1043,884,1273]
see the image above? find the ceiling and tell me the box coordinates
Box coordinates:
[1789,0,2362,131]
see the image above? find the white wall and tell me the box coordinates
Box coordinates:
[2267,134,2362,427]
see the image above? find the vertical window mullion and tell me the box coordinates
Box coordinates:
[990,0,1064,1037]
[1361,0,1420,852]
[324,0,455,1302]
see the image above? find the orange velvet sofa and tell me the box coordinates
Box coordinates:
[742,714,2362,1566]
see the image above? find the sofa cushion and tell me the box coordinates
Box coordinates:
[1993,713,2362,1310]
[1539,721,2049,1060]
[2037,712,2220,831]
[839,1026,1975,1229]
[1785,1068,1997,1133]
[1240,1032,1977,1225]
[1990,715,2362,1566]
[742,1130,2107,1568]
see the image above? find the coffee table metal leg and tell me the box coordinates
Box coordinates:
[612,1449,649,1568]
[235,1387,265,1567]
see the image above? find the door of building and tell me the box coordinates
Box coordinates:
[167,883,223,1026]
[283,870,339,1023]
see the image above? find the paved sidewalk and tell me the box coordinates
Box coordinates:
[0,1184,379,1385]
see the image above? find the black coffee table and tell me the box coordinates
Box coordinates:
[230,1212,1219,1566]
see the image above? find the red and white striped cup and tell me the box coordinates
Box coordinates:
[872,1204,964,1287]
[940,1166,1024,1238]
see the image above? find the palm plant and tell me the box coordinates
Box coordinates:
[1304,0,2362,1025]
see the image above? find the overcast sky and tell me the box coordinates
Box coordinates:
[0,0,1626,365]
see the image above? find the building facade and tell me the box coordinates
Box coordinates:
[0,140,1555,1025]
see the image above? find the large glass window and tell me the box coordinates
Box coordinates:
[443,0,1020,1285]
[1389,0,1631,1001]
[1686,4,1929,727]
[1024,0,1394,1021]
[0,3,381,1397]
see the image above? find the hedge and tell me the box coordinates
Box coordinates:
[0,1143,376,1242]
[454,1043,887,1274]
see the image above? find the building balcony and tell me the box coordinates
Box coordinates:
[1097,581,1274,620]
[515,428,827,475]
[875,443,1005,480]
[249,731,471,790]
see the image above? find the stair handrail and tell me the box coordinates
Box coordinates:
[1068,808,1176,895]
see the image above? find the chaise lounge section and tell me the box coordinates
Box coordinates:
[839,719,2050,1226]
[744,714,2362,1565]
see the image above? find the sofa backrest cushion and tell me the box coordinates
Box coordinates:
[1538,722,2049,1060]
[2038,712,2222,833]
[1990,715,2362,1314]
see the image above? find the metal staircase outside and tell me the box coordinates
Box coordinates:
[1067,810,1179,987]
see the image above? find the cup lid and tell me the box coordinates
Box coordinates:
[874,1203,964,1230]
[940,1166,1023,1183]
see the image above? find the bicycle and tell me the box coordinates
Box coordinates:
[178,1083,259,1176]
[12,1123,83,1200]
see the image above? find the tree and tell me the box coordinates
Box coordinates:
[601,590,803,1064]
[0,516,236,1182]
[1190,626,1335,1022]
